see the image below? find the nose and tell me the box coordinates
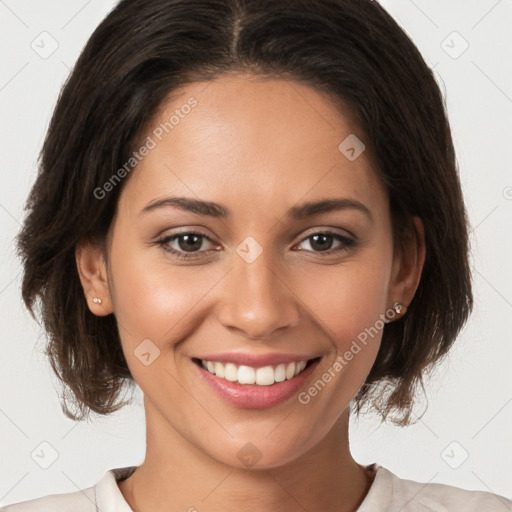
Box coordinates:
[216,247,300,340]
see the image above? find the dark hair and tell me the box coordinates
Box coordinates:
[16,0,472,425]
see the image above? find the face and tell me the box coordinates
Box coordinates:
[81,73,417,469]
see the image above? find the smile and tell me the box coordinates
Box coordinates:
[199,359,309,386]
[192,355,321,409]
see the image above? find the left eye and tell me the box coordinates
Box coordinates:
[296,232,354,253]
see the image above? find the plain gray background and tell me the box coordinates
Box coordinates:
[1,0,511,506]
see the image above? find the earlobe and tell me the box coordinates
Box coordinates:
[387,216,426,318]
[75,240,113,316]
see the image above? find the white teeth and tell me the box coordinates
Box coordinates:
[238,365,255,384]
[285,362,296,380]
[214,361,225,378]
[224,363,238,382]
[200,359,311,385]
[255,366,275,386]
[275,364,286,382]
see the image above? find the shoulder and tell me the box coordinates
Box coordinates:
[359,464,512,512]
[0,486,95,512]
[0,466,137,512]
[388,470,512,511]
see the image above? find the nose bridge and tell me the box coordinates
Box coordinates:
[217,240,299,339]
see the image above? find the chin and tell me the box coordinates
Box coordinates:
[203,431,317,471]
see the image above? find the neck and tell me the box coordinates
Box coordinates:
[118,400,374,512]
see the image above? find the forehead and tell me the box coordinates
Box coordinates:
[119,73,387,220]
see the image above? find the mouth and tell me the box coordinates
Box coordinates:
[193,358,316,386]
[192,356,321,409]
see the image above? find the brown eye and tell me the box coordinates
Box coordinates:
[156,232,215,259]
[175,233,204,252]
[297,231,355,254]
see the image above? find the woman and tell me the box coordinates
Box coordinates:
[4,0,511,510]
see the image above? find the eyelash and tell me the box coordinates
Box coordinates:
[154,230,356,260]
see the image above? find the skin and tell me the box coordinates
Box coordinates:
[76,73,425,512]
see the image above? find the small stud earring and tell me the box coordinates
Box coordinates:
[392,302,403,314]
[385,302,406,324]
[93,297,102,304]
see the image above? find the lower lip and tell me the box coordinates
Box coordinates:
[194,359,319,409]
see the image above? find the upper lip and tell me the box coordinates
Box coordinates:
[194,352,319,367]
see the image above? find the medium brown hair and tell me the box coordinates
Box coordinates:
[16,0,473,425]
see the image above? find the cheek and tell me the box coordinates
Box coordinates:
[296,252,391,353]
[107,232,214,349]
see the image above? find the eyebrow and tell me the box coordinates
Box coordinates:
[139,196,372,221]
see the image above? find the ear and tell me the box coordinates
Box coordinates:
[387,217,426,317]
[75,239,114,316]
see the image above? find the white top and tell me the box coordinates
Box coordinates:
[1,463,511,511]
